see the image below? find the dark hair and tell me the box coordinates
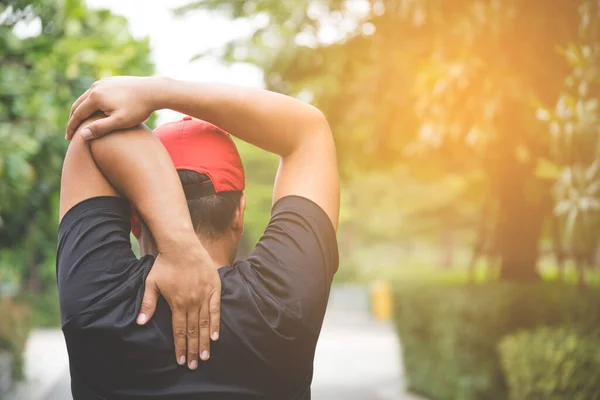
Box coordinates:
[178,169,243,238]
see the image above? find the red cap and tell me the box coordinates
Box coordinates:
[155,117,245,192]
[130,116,245,237]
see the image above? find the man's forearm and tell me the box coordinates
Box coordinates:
[88,122,200,253]
[65,76,339,229]
[150,78,331,157]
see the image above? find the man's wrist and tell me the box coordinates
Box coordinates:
[148,77,210,118]
[148,76,176,111]
[157,232,203,256]
[150,218,198,253]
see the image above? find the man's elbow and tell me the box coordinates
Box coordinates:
[308,106,332,136]
[71,112,107,144]
[314,108,335,149]
[301,106,335,152]
[66,114,107,159]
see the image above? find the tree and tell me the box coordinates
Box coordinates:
[178,0,584,281]
[540,0,600,286]
[0,0,155,292]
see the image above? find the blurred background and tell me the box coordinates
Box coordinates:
[1,0,599,399]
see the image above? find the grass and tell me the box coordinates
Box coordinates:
[336,250,600,288]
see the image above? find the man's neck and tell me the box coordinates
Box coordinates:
[201,239,234,267]
[140,236,232,268]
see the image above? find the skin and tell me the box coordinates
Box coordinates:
[65,76,340,369]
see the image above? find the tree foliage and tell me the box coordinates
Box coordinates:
[541,0,600,283]
[179,0,598,281]
[0,0,154,291]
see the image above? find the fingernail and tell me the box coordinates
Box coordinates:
[189,360,197,370]
[211,331,219,341]
[201,350,209,361]
[178,355,185,365]
[136,313,146,324]
[81,128,92,140]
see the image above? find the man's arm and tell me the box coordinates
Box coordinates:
[61,114,193,243]
[61,113,221,369]
[66,77,340,229]
[157,80,340,229]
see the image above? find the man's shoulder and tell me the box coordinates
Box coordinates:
[57,196,149,328]
[251,195,339,285]
[218,195,338,347]
[272,195,338,232]
[260,195,338,271]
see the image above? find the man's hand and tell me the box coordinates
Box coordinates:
[137,242,221,370]
[66,76,158,140]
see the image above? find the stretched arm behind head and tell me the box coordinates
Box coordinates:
[66,77,340,229]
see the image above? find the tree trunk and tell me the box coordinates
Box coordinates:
[486,256,500,281]
[576,255,588,289]
[551,214,565,282]
[493,141,546,282]
[557,258,565,283]
[468,198,493,284]
[496,190,544,282]
[441,227,454,269]
[491,101,550,282]
[467,255,478,285]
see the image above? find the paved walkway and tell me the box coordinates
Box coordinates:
[311,311,414,399]
[10,329,69,400]
[12,285,422,400]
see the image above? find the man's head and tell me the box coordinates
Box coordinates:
[134,117,246,264]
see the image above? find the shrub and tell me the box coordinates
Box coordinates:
[392,282,600,400]
[0,298,31,381]
[499,327,600,400]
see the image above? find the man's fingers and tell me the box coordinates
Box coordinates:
[79,115,122,140]
[137,281,159,325]
[172,309,187,366]
[69,89,90,120]
[186,310,200,370]
[209,291,221,341]
[199,303,210,361]
[66,97,99,139]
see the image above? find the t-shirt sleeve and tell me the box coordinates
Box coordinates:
[243,195,339,337]
[56,196,153,328]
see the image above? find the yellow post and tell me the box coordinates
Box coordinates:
[370,280,392,321]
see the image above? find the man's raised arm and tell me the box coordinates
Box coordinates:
[66,77,339,229]
[61,113,221,370]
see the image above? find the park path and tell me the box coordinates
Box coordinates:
[13,285,421,400]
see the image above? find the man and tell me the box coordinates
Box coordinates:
[58,76,339,399]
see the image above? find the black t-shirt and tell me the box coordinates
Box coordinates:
[56,195,338,400]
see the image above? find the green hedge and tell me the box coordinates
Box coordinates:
[392,283,600,400]
[499,327,600,400]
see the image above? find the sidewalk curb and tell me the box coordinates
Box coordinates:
[9,329,69,400]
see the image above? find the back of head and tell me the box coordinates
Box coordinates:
[177,170,243,239]
[132,117,245,245]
